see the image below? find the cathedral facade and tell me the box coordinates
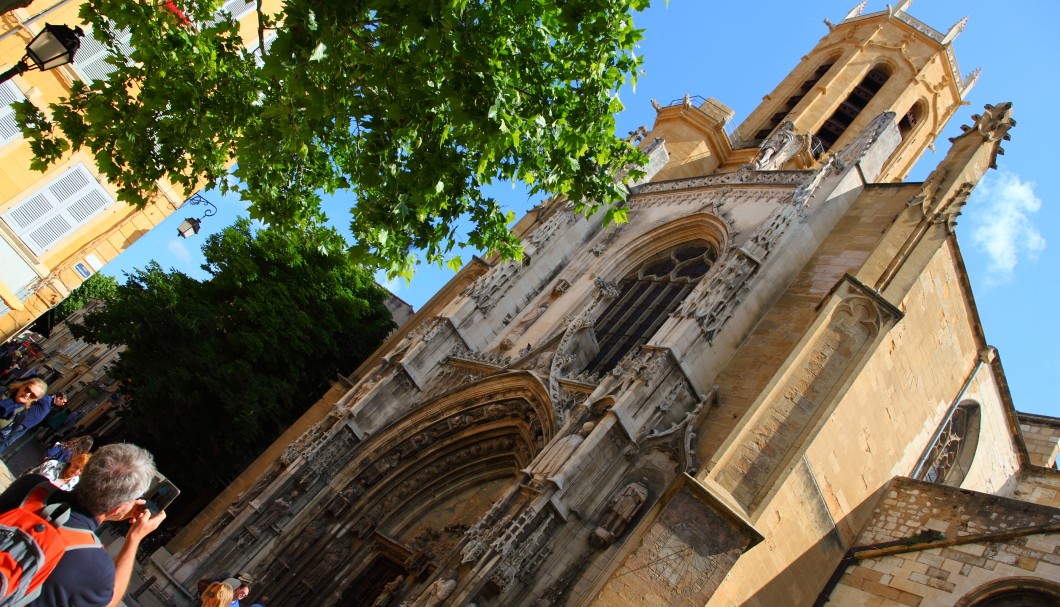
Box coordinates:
[147,3,1059,606]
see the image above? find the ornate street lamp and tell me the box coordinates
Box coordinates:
[176,194,218,238]
[0,24,85,84]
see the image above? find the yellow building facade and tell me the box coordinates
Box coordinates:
[0,0,273,343]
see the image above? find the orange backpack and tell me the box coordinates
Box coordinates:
[0,482,101,607]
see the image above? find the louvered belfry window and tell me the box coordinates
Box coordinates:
[815,66,891,151]
[2,163,114,256]
[585,240,717,375]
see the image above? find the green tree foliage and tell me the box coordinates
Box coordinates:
[53,273,118,322]
[16,0,650,277]
[72,219,395,492]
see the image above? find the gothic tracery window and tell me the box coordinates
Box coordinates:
[916,402,981,486]
[585,240,717,375]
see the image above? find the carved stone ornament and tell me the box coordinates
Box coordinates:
[631,170,808,197]
[642,387,718,474]
[464,260,521,312]
[835,110,897,168]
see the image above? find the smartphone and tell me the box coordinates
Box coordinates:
[142,475,180,515]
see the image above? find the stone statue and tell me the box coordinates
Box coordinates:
[405,572,457,607]
[749,121,806,171]
[532,422,594,479]
[248,491,294,535]
[501,303,549,350]
[371,575,405,607]
[590,482,649,548]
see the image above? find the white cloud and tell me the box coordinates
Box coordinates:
[166,238,194,268]
[968,171,1046,286]
[374,270,403,295]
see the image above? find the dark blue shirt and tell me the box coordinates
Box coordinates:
[0,475,115,607]
[0,398,23,419]
[19,395,57,430]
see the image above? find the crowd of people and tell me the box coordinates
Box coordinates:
[0,373,269,606]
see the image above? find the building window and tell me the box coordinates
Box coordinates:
[1,163,115,256]
[0,81,27,146]
[916,402,981,486]
[753,58,837,141]
[956,579,1060,607]
[585,240,717,375]
[815,66,891,151]
[898,100,926,140]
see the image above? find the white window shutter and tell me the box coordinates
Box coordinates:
[0,81,27,145]
[1,163,115,256]
[72,26,133,85]
[225,0,257,21]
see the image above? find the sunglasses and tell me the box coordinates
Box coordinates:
[19,387,43,400]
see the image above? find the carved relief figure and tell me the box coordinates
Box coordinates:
[591,482,649,548]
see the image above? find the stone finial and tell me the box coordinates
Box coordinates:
[844,1,867,21]
[941,16,968,45]
[889,0,913,17]
[962,67,981,95]
[972,102,1016,144]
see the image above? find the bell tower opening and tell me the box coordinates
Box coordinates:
[752,57,837,142]
[815,65,892,152]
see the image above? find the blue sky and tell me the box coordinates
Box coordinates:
[101,1,1058,418]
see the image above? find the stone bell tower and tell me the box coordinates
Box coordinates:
[648,0,978,183]
[147,4,1059,607]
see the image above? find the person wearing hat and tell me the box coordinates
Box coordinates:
[222,577,250,607]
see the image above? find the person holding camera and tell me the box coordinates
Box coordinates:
[0,443,167,607]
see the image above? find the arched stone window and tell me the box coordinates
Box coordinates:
[585,240,717,375]
[915,401,981,486]
[815,65,892,151]
[898,100,926,140]
[753,57,838,142]
[955,578,1060,607]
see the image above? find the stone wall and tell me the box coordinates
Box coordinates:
[1019,413,1060,469]
[825,477,1060,606]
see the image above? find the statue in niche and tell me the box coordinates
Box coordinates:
[371,575,405,607]
[289,519,328,561]
[501,303,549,351]
[404,571,457,607]
[590,481,649,548]
[749,121,807,171]
[249,490,296,535]
[531,422,594,480]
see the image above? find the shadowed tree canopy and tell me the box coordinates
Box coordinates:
[71,219,395,493]
[54,273,118,322]
[16,0,650,277]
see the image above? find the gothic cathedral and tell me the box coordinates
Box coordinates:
[150,3,1060,606]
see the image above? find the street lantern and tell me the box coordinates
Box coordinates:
[0,24,84,84]
[177,217,202,238]
[176,194,217,239]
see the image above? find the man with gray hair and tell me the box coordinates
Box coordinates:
[0,443,167,607]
